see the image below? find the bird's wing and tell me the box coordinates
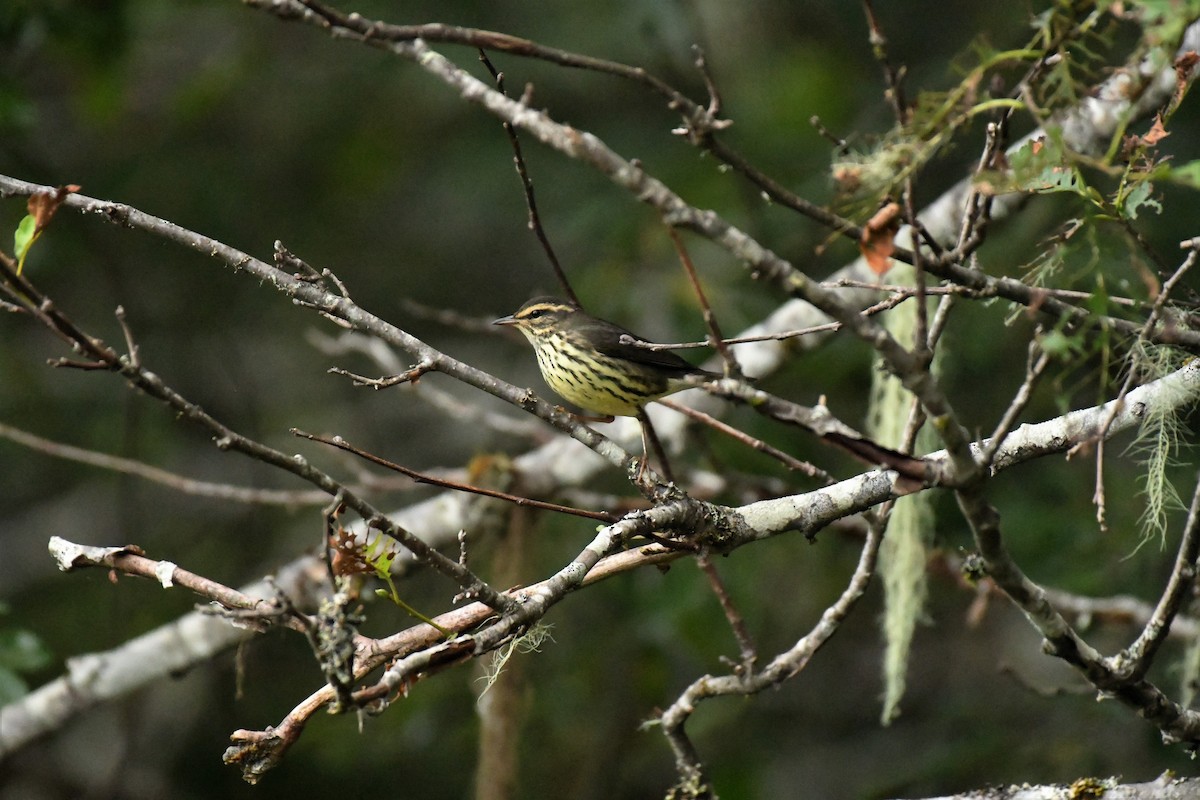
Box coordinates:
[580,318,715,378]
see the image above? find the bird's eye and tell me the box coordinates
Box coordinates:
[526,309,544,319]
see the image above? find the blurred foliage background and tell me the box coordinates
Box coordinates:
[3,1,1200,798]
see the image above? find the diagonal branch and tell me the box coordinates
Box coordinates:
[0,421,333,505]
[0,256,516,613]
[1115,474,1200,680]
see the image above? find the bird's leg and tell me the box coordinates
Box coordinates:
[636,407,673,484]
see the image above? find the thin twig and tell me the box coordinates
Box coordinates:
[637,408,673,485]
[48,537,301,629]
[0,421,335,506]
[657,398,831,481]
[399,298,500,333]
[272,0,863,244]
[861,0,908,124]
[293,428,619,523]
[231,5,1200,354]
[810,114,849,152]
[697,553,757,672]
[1072,246,1200,528]
[622,283,966,352]
[329,361,435,389]
[665,226,741,378]
[478,49,578,307]
[691,45,722,120]
[307,329,546,440]
[1118,473,1200,679]
[0,255,518,613]
[660,516,884,793]
[978,339,1052,466]
[702,383,930,484]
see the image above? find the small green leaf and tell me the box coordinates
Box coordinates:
[1121,180,1161,220]
[14,215,38,274]
[1005,137,1097,200]
[13,215,35,255]
[1040,330,1083,359]
[1086,285,1111,316]
[1166,160,1200,188]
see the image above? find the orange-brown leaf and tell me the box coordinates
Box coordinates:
[27,184,81,236]
[1140,114,1170,146]
[860,201,901,275]
[1174,52,1199,111]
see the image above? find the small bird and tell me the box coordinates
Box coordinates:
[494,297,720,477]
[494,297,720,417]
[494,298,931,485]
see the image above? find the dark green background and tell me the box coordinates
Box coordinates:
[2,2,1198,798]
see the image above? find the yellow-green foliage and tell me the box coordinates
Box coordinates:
[477,624,554,700]
[868,264,937,725]
[1125,344,1192,549]
[878,494,934,725]
[1180,631,1200,710]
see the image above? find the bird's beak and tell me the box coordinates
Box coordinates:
[493,314,518,327]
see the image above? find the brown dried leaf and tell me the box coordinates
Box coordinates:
[328,531,373,576]
[27,184,81,236]
[1174,51,1199,111]
[1140,114,1170,146]
[860,201,901,275]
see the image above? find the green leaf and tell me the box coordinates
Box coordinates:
[997,136,1097,202]
[1040,329,1083,359]
[13,214,36,257]
[1165,160,1200,188]
[1025,164,1087,194]
[1129,0,1200,45]
[1086,284,1111,316]
[1121,180,1161,220]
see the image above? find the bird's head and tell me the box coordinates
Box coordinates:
[493,297,580,342]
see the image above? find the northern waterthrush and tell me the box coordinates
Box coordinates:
[493,297,720,419]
